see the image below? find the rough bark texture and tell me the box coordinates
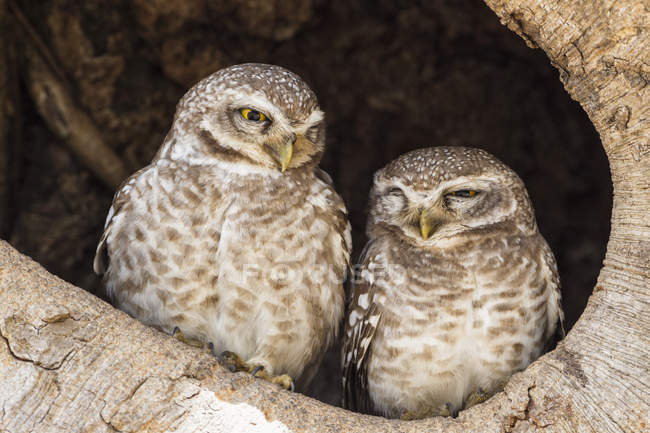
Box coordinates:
[0,0,648,432]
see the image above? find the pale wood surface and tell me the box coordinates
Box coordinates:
[1,0,648,431]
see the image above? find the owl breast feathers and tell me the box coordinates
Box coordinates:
[94,64,351,388]
[342,146,564,419]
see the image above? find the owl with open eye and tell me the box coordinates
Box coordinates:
[94,63,351,390]
[342,146,564,418]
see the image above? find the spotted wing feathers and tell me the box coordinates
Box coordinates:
[541,241,565,352]
[93,168,147,275]
[342,241,381,414]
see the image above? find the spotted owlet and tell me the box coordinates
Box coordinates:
[342,146,564,418]
[94,63,351,390]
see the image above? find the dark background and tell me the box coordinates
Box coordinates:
[1,0,611,406]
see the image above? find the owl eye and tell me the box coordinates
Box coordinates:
[306,124,321,142]
[240,108,266,122]
[448,189,478,198]
[387,187,404,196]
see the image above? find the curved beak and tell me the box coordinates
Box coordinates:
[266,135,295,172]
[419,209,438,240]
[277,141,293,172]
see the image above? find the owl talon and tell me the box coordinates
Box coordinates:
[464,388,489,409]
[400,410,419,420]
[249,365,294,391]
[270,374,294,391]
[172,326,194,345]
[172,327,210,349]
[464,379,508,410]
[440,402,458,418]
[217,350,248,372]
[217,351,295,391]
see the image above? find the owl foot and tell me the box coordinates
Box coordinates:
[464,378,508,410]
[217,350,249,372]
[217,351,295,391]
[464,388,489,409]
[250,365,295,391]
[439,402,459,418]
[172,326,211,350]
[400,410,420,421]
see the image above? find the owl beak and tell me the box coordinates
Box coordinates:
[266,136,295,172]
[419,209,437,240]
[278,141,293,172]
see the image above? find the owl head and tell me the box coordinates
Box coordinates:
[158,63,325,172]
[367,147,537,248]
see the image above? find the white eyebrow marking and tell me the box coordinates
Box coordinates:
[305,109,324,124]
[293,109,324,134]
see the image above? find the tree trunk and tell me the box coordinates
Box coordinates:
[0,0,648,431]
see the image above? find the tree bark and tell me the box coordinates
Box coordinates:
[0,0,648,432]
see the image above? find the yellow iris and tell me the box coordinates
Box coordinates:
[451,190,477,197]
[240,108,266,122]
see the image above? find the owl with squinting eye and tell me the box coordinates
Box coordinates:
[342,146,564,419]
[95,64,351,390]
